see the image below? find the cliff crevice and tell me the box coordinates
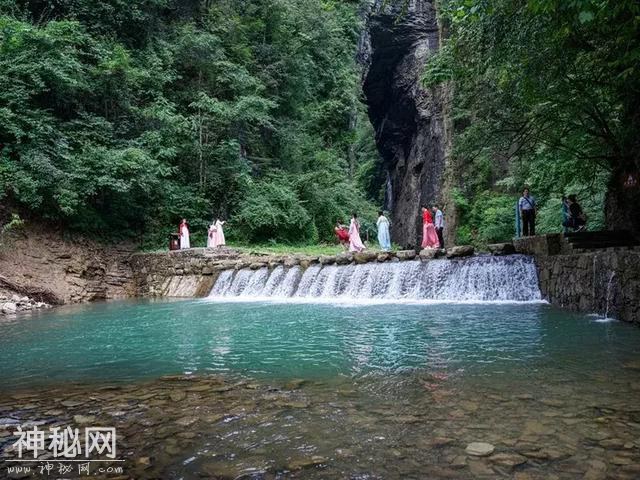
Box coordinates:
[360,0,453,248]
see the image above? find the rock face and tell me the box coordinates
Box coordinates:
[0,226,134,306]
[360,1,453,248]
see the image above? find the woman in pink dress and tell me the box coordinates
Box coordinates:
[213,218,226,246]
[421,206,439,248]
[349,213,366,252]
[207,221,218,248]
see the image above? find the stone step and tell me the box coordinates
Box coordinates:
[565,230,634,242]
[564,230,639,251]
[569,240,637,249]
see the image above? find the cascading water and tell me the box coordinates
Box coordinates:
[207,255,542,303]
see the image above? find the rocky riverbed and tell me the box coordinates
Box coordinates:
[2,367,640,480]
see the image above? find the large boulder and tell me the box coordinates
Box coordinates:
[419,248,445,260]
[319,255,337,265]
[268,260,282,269]
[1,302,17,314]
[353,252,378,264]
[335,253,353,265]
[446,245,475,258]
[377,252,392,262]
[487,243,516,256]
[298,256,318,269]
[395,250,417,261]
[283,256,299,268]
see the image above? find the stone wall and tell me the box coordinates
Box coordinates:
[513,235,640,324]
[535,250,640,324]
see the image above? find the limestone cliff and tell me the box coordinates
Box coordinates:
[0,225,135,305]
[360,0,454,249]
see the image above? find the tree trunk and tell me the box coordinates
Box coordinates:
[605,165,640,240]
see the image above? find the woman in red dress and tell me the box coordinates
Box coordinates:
[421,206,439,248]
[334,221,350,250]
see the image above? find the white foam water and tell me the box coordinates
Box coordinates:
[207,255,542,303]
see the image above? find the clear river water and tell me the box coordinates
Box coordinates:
[1,298,639,479]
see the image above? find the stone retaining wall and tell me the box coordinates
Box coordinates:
[534,249,640,324]
[513,234,640,324]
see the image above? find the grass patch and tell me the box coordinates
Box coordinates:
[139,241,403,256]
[229,242,350,256]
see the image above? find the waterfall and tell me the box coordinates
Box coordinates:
[207,255,542,303]
[384,170,393,212]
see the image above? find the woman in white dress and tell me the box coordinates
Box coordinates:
[179,218,190,249]
[207,221,218,248]
[349,213,365,252]
[213,218,226,246]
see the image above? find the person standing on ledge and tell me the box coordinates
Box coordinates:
[376,211,391,251]
[349,213,366,252]
[421,206,439,249]
[207,220,217,248]
[563,195,587,232]
[518,187,537,237]
[179,218,190,249]
[214,218,226,246]
[432,204,445,248]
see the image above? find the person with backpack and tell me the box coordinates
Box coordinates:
[562,194,587,231]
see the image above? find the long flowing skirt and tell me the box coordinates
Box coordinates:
[421,223,439,248]
[215,225,225,246]
[207,229,218,248]
[349,230,365,252]
[377,223,391,251]
[180,231,190,249]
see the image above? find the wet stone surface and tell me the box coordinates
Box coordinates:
[1,369,640,480]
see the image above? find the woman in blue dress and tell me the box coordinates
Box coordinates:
[376,210,391,251]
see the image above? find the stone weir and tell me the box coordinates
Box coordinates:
[130,240,640,324]
[130,248,445,298]
[129,247,541,303]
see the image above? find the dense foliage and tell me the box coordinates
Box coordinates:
[426,0,640,245]
[0,0,379,247]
